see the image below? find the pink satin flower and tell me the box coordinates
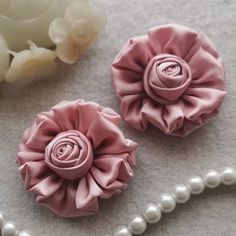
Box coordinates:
[17,100,137,217]
[112,24,226,136]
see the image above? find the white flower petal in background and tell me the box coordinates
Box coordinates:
[0,1,10,16]
[8,0,53,20]
[0,0,75,51]
[56,37,83,64]
[89,3,107,32]
[64,1,91,22]
[70,19,95,44]
[48,18,70,44]
[49,0,107,64]
[0,34,10,81]
[5,41,57,83]
[0,0,107,82]
[65,0,106,33]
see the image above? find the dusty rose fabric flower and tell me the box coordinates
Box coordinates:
[17,100,137,217]
[112,24,226,136]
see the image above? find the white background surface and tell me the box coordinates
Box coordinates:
[0,0,236,235]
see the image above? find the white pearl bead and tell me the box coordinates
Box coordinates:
[173,184,191,203]
[18,230,32,236]
[221,167,236,185]
[159,193,176,213]
[113,225,132,236]
[187,175,205,194]
[204,170,221,188]
[1,222,17,236]
[142,203,161,224]
[128,215,147,235]
[0,212,5,229]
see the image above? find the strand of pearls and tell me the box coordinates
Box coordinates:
[108,167,236,236]
[0,212,32,236]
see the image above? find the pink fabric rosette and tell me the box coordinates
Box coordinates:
[112,24,226,136]
[17,100,137,217]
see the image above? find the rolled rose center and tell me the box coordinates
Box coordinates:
[143,54,192,104]
[45,130,93,180]
[159,62,181,76]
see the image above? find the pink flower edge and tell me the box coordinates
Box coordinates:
[112,24,226,137]
[17,99,137,217]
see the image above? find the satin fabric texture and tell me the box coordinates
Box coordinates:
[112,24,226,136]
[17,100,137,217]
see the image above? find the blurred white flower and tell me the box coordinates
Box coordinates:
[49,0,107,64]
[0,0,74,51]
[1,0,53,20]
[0,34,10,81]
[5,41,57,82]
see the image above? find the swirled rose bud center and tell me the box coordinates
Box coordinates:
[45,130,93,180]
[159,62,181,76]
[143,54,192,104]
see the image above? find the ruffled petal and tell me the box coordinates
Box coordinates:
[182,87,225,120]
[75,172,103,210]
[188,47,225,89]
[141,99,184,135]
[120,93,149,131]
[86,107,137,155]
[50,100,104,134]
[148,24,198,58]
[112,36,155,97]
[50,100,81,131]
[22,113,61,152]
[39,180,98,217]
[30,174,64,200]
[19,161,52,191]
[75,153,134,210]
[185,32,221,62]
[92,153,135,183]
[17,150,45,165]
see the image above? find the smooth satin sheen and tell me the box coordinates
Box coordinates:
[112,24,226,136]
[17,100,137,217]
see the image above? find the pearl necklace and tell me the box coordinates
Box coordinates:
[0,213,31,236]
[108,167,236,236]
[1,167,235,236]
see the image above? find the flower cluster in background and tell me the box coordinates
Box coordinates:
[49,1,106,64]
[0,0,107,82]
